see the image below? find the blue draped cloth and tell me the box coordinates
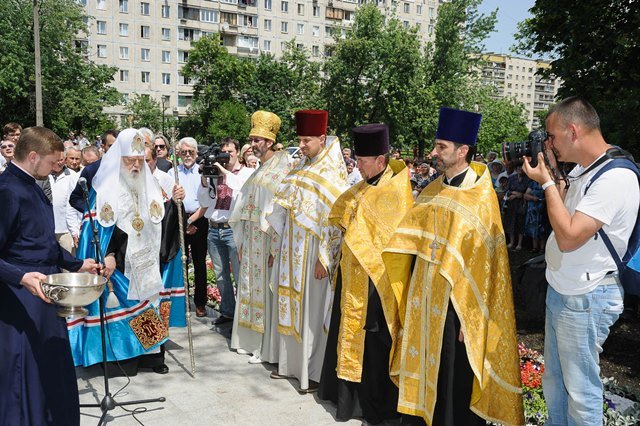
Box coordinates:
[67,189,186,367]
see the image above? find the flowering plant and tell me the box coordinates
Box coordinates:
[518,343,548,424]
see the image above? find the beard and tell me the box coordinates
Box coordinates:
[120,167,144,193]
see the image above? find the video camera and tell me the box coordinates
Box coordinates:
[502,129,548,168]
[197,144,230,178]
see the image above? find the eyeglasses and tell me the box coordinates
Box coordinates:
[180,150,196,156]
[1,143,15,149]
[155,145,167,150]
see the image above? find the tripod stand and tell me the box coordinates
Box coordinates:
[78,180,165,425]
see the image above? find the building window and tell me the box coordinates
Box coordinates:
[140,2,150,15]
[178,50,189,63]
[141,71,150,83]
[280,41,287,51]
[162,50,170,63]
[403,20,409,28]
[96,21,107,34]
[119,46,129,59]
[427,24,433,34]
[201,10,219,23]
[281,21,288,33]
[297,23,304,35]
[263,40,271,51]
[97,44,107,57]
[280,1,288,12]
[119,0,128,12]
[264,0,271,9]
[220,12,237,26]
[96,0,106,10]
[178,95,192,107]
[416,4,422,14]
[429,7,434,18]
[312,25,320,37]
[122,93,129,103]
[264,19,271,31]
[296,43,303,49]
[162,73,171,85]
[241,14,257,27]
[313,5,320,16]
[141,48,150,61]
[141,25,150,38]
[162,28,171,40]
[162,5,170,18]
[297,3,304,14]
[119,70,129,82]
[119,23,128,36]
[312,45,319,57]
[403,2,409,13]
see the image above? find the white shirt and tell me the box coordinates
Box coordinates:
[347,168,362,186]
[546,157,639,295]
[49,168,80,234]
[198,166,254,222]
[153,168,175,201]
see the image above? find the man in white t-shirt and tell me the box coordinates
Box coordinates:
[523,97,639,426]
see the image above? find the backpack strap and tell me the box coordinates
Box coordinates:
[584,158,640,272]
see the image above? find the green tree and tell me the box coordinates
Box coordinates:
[515,0,640,157]
[126,94,163,131]
[0,0,120,136]
[475,89,529,154]
[181,33,252,141]
[244,42,322,145]
[323,5,425,150]
[206,100,251,144]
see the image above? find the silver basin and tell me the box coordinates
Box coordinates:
[42,273,107,319]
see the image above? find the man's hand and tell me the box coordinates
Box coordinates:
[314,258,328,280]
[78,258,100,274]
[186,224,197,235]
[72,235,79,248]
[214,162,230,175]
[522,153,553,185]
[458,330,464,343]
[102,255,116,280]
[20,272,50,303]
[172,184,185,202]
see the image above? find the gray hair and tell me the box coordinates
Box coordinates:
[138,127,155,144]
[178,137,198,151]
[65,146,80,156]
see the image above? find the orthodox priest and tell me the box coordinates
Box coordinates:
[382,108,524,425]
[318,124,412,423]
[267,110,349,393]
[68,128,186,375]
[0,127,100,426]
[229,111,291,364]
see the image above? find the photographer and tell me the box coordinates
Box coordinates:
[197,138,253,325]
[522,97,639,426]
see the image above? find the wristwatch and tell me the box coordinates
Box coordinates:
[187,218,193,226]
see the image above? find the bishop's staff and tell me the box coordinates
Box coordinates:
[169,128,196,377]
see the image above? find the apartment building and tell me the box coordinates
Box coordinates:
[80,0,443,121]
[481,53,561,130]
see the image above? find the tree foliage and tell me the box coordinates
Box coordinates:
[515,0,640,157]
[0,0,120,137]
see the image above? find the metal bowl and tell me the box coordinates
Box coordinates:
[42,273,107,319]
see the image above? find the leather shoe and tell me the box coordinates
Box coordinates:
[213,315,233,325]
[152,364,169,374]
[297,380,319,394]
[195,306,206,317]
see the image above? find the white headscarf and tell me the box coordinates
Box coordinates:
[93,128,165,228]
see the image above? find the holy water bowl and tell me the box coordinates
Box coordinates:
[42,273,107,319]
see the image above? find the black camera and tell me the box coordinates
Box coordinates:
[502,129,548,168]
[197,144,230,178]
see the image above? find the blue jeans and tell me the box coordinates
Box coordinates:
[207,227,239,319]
[543,282,624,426]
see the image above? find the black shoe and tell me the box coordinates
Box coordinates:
[152,364,169,374]
[213,315,233,325]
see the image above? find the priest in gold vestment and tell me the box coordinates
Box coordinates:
[267,110,349,393]
[382,108,524,426]
[229,111,291,364]
[318,123,412,423]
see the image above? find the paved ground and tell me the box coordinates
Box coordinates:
[76,307,360,426]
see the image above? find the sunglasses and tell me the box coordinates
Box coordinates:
[155,144,167,149]
[1,143,15,149]
[180,150,196,156]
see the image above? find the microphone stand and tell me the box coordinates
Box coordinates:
[78,183,165,425]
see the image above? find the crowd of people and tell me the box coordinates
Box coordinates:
[1,97,638,426]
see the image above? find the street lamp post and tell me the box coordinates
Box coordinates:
[161,97,167,135]
[33,0,43,126]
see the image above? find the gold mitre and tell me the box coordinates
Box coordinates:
[250,111,281,142]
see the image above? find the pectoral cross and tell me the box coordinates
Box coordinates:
[430,240,440,261]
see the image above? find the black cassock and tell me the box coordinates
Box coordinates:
[0,163,83,426]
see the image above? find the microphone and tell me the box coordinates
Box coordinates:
[78,177,88,195]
